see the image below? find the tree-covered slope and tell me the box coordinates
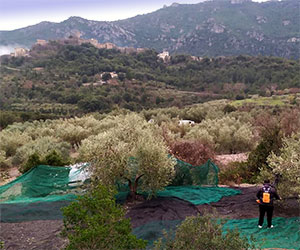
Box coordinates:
[0,42,299,116]
[0,0,299,58]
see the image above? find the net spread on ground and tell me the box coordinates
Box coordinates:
[1,160,298,249]
[133,216,300,249]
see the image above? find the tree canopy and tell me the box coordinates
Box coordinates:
[267,132,300,198]
[79,113,176,199]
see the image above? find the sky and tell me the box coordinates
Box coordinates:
[0,0,268,31]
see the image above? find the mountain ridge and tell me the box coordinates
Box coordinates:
[0,0,299,58]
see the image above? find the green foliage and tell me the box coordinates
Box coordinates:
[219,162,252,184]
[0,110,59,129]
[267,133,300,198]
[153,214,255,250]
[22,152,42,173]
[44,150,70,166]
[13,136,71,171]
[54,116,102,147]
[22,150,71,173]
[223,104,237,114]
[79,113,176,199]
[185,116,255,154]
[0,150,11,168]
[0,111,21,128]
[0,130,31,157]
[247,127,283,180]
[1,40,299,116]
[61,185,147,250]
[101,72,112,81]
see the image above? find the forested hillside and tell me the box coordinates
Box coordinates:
[0,41,299,122]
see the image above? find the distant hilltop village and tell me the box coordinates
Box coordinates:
[10,34,148,58]
[10,34,206,64]
[10,47,30,57]
[9,35,222,66]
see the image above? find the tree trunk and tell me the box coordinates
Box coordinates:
[128,187,137,201]
[126,174,144,201]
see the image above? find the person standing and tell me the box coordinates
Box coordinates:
[256,179,280,228]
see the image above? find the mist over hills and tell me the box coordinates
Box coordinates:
[0,0,299,58]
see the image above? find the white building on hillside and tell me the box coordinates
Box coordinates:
[158,51,170,62]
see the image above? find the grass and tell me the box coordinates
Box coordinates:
[231,94,298,107]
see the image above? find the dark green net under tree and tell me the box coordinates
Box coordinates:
[170,159,219,186]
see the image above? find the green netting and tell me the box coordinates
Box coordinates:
[116,159,222,203]
[0,164,88,204]
[157,186,241,205]
[133,220,181,248]
[133,217,300,249]
[1,160,234,222]
[224,217,300,249]
[0,159,219,205]
[116,186,240,205]
[0,201,71,222]
[171,159,219,186]
[0,164,90,222]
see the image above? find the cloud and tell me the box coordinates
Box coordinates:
[0,45,17,56]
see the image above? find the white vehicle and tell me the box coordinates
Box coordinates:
[179,120,195,125]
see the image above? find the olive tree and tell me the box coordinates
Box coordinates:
[79,113,176,199]
[0,130,31,157]
[185,116,255,153]
[13,136,71,171]
[267,133,300,198]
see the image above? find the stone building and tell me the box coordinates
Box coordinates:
[13,48,29,57]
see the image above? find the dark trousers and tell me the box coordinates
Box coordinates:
[258,205,274,227]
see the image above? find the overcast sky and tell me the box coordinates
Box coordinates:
[1,0,268,31]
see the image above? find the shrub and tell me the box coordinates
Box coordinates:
[169,140,215,166]
[223,104,237,114]
[22,150,71,173]
[247,126,282,179]
[22,153,42,173]
[43,150,70,166]
[219,162,252,185]
[61,185,147,250]
[153,213,255,250]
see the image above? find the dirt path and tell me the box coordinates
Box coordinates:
[0,187,298,250]
[216,153,248,166]
[0,220,66,250]
[0,168,20,186]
